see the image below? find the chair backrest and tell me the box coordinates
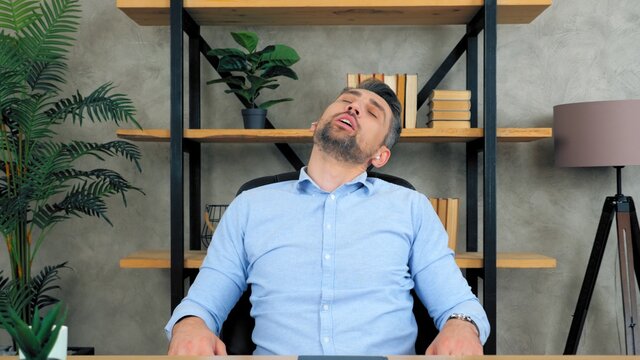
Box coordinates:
[221,171,440,355]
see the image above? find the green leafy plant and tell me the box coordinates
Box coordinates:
[207,31,300,109]
[0,275,66,360]
[0,0,143,324]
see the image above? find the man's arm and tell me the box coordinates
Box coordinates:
[168,316,227,355]
[409,194,490,355]
[164,195,250,354]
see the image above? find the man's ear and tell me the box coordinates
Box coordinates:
[370,146,391,168]
[310,121,318,133]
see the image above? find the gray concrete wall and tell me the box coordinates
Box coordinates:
[2,0,640,355]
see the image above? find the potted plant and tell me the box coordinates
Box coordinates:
[207,31,300,128]
[0,276,67,360]
[0,0,143,349]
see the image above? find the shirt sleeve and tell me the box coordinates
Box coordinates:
[164,194,250,339]
[408,194,491,344]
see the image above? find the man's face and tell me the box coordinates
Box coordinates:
[314,88,392,165]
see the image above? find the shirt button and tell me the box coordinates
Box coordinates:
[322,304,329,311]
[324,254,331,260]
[330,194,336,200]
[323,337,330,343]
[326,223,331,229]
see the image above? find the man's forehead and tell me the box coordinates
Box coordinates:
[339,88,391,115]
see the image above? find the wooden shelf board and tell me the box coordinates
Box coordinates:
[116,1,551,26]
[456,251,556,269]
[119,250,205,269]
[120,249,556,269]
[117,128,551,143]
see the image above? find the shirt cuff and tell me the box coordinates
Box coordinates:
[164,300,219,339]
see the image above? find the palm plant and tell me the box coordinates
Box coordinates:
[0,0,143,324]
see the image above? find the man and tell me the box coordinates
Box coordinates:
[166,79,489,356]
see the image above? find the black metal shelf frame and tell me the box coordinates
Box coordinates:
[167,0,498,353]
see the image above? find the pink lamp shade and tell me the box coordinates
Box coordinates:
[553,99,640,167]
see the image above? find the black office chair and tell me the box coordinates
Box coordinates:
[220,171,439,355]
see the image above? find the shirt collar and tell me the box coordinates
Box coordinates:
[295,167,375,196]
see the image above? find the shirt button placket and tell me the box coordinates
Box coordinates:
[320,192,336,354]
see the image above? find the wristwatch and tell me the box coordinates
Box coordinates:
[447,313,480,336]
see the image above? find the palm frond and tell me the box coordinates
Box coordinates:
[22,141,69,201]
[18,0,79,63]
[10,93,56,146]
[0,31,27,76]
[0,0,40,33]
[30,203,67,229]
[46,82,140,128]
[0,273,34,325]
[0,270,9,291]
[27,60,66,92]
[61,140,142,172]
[28,262,66,311]
[0,186,31,235]
[53,168,142,195]
[50,179,128,225]
[30,166,143,229]
[0,32,28,110]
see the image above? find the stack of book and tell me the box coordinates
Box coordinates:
[347,73,418,128]
[426,90,472,128]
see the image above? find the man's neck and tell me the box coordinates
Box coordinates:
[306,148,368,193]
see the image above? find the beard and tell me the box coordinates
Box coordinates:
[314,120,372,164]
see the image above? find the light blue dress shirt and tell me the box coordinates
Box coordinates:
[165,169,489,355]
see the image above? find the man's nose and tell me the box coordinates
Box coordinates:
[347,103,360,116]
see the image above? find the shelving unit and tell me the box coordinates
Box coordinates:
[115,0,554,353]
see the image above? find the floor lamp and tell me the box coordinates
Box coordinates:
[554,99,640,355]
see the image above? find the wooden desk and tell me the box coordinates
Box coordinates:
[61,355,640,360]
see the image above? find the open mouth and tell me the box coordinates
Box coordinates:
[338,118,354,129]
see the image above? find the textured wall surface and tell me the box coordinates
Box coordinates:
[2,0,640,355]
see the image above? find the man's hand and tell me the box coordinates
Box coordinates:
[168,316,227,356]
[425,318,483,355]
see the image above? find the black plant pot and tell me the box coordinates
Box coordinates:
[242,108,267,129]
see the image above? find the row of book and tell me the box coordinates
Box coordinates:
[427,90,472,129]
[347,73,418,128]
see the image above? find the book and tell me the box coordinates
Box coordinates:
[427,120,471,128]
[437,199,448,231]
[445,198,459,251]
[396,74,406,127]
[427,89,471,101]
[383,74,397,94]
[429,100,471,111]
[347,73,358,88]
[359,73,373,82]
[428,110,471,121]
[404,74,417,128]
[374,73,384,81]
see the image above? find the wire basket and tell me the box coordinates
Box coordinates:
[201,204,228,248]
